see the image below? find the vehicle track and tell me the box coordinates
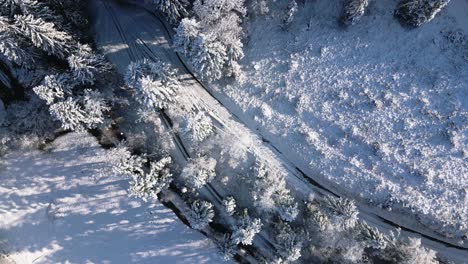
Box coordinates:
[97,0,280,260]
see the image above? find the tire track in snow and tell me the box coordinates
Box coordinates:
[95,1,280,260]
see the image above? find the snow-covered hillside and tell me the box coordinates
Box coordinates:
[212,0,468,239]
[0,132,226,263]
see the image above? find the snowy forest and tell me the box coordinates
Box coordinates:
[0,0,467,263]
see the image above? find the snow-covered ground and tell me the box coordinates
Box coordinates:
[89,0,468,257]
[0,132,225,263]
[210,0,468,239]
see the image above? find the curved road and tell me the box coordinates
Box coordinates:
[89,0,468,262]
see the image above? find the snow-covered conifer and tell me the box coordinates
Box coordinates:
[282,0,298,28]
[110,143,146,177]
[193,0,246,24]
[217,234,238,261]
[185,111,214,142]
[33,74,68,105]
[324,196,359,231]
[190,34,227,81]
[0,34,30,65]
[395,0,451,27]
[274,222,302,262]
[224,39,244,79]
[356,221,387,249]
[232,209,262,245]
[251,161,288,212]
[186,0,246,81]
[152,0,188,23]
[5,95,54,136]
[276,194,299,222]
[222,196,236,216]
[384,237,437,264]
[33,85,60,105]
[68,45,107,85]
[180,155,217,189]
[80,89,110,129]
[125,59,179,110]
[340,0,369,26]
[187,199,215,230]
[306,203,330,232]
[49,97,86,130]
[0,0,38,17]
[14,14,72,58]
[129,156,172,201]
[250,0,269,16]
[173,18,201,55]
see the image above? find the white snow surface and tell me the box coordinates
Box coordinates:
[0,132,226,264]
[211,0,468,238]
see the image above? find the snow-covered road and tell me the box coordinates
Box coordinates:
[89,0,468,262]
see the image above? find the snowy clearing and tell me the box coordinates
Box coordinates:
[0,132,225,264]
[211,0,468,240]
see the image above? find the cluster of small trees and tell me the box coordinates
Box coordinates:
[340,0,451,27]
[171,0,246,81]
[111,143,174,201]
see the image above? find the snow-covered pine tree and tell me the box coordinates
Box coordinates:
[395,0,451,27]
[180,155,217,189]
[79,89,110,129]
[32,74,68,105]
[0,0,38,17]
[222,196,237,216]
[129,156,173,201]
[48,97,86,130]
[274,222,303,262]
[0,33,30,65]
[185,111,214,142]
[187,199,215,230]
[356,221,388,250]
[282,0,298,28]
[232,209,262,245]
[0,15,32,70]
[193,0,246,26]
[189,33,227,81]
[68,44,107,85]
[250,0,269,16]
[217,233,238,261]
[110,143,146,177]
[276,193,299,222]
[183,0,246,81]
[324,196,359,232]
[1,0,63,22]
[13,14,72,58]
[173,18,201,55]
[251,161,289,213]
[125,59,179,110]
[152,0,188,24]
[306,203,330,232]
[5,94,54,136]
[384,237,437,264]
[340,0,370,26]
